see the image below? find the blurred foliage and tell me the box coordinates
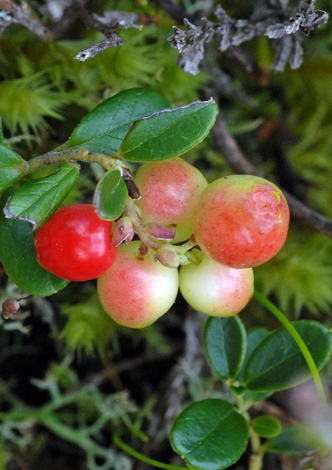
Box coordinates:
[255,227,332,318]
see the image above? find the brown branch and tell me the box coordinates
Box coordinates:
[71,0,124,60]
[212,111,332,239]
[72,0,116,37]
[150,0,197,25]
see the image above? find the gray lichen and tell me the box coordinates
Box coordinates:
[168,0,329,75]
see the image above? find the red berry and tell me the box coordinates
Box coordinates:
[193,175,290,268]
[34,205,117,281]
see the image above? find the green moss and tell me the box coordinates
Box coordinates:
[255,227,332,318]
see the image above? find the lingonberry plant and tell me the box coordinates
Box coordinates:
[1,88,331,470]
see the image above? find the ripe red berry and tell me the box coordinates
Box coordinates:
[34,205,117,281]
[193,175,290,268]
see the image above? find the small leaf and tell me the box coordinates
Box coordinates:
[170,398,249,470]
[121,99,218,162]
[5,163,79,230]
[243,321,332,392]
[204,316,246,380]
[265,426,312,455]
[252,416,282,438]
[0,143,28,191]
[65,88,170,155]
[93,169,128,220]
[0,190,68,296]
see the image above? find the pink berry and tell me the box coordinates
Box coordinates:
[193,175,290,268]
[134,157,208,243]
[97,241,179,328]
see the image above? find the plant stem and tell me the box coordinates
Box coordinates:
[253,290,327,404]
[124,198,160,250]
[248,428,264,470]
[113,434,202,470]
[26,149,122,174]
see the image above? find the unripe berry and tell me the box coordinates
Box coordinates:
[97,241,179,328]
[193,175,290,268]
[134,157,208,243]
[179,250,254,317]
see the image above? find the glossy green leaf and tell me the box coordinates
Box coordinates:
[238,328,269,382]
[0,143,28,191]
[121,99,218,162]
[0,190,69,296]
[265,426,312,455]
[65,88,170,155]
[204,316,246,380]
[5,164,79,230]
[93,169,128,220]
[252,416,282,438]
[243,321,332,392]
[238,328,272,403]
[170,399,249,470]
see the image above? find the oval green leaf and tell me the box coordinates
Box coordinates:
[5,163,79,230]
[237,328,269,382]
[252,416,282,438]
[65,88,170,155]
[170,398,249,470]
[93,169,128,220]
[238,327,272,404]
[265,426,312,455]
[0,143,28,191]
[204,316,246,380]
[243,321,332,392]
[0,190,69,296]
[121,99,218,162]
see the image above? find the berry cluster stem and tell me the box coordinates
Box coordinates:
[124,198,160,250]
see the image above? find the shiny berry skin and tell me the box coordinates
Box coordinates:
[34,205,117,281]
[179,250,254,317]
[97,241,179,328]
[193,175,290,269]
[134,157,208,243]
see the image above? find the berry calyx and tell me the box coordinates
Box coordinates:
[193,175,290,268]
[97,241,179,328]
[34,204,117,281]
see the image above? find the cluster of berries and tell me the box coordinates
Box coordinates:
[34,158,290,328]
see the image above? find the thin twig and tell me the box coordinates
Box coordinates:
[151,0,197,25]
[70,0,125,60]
